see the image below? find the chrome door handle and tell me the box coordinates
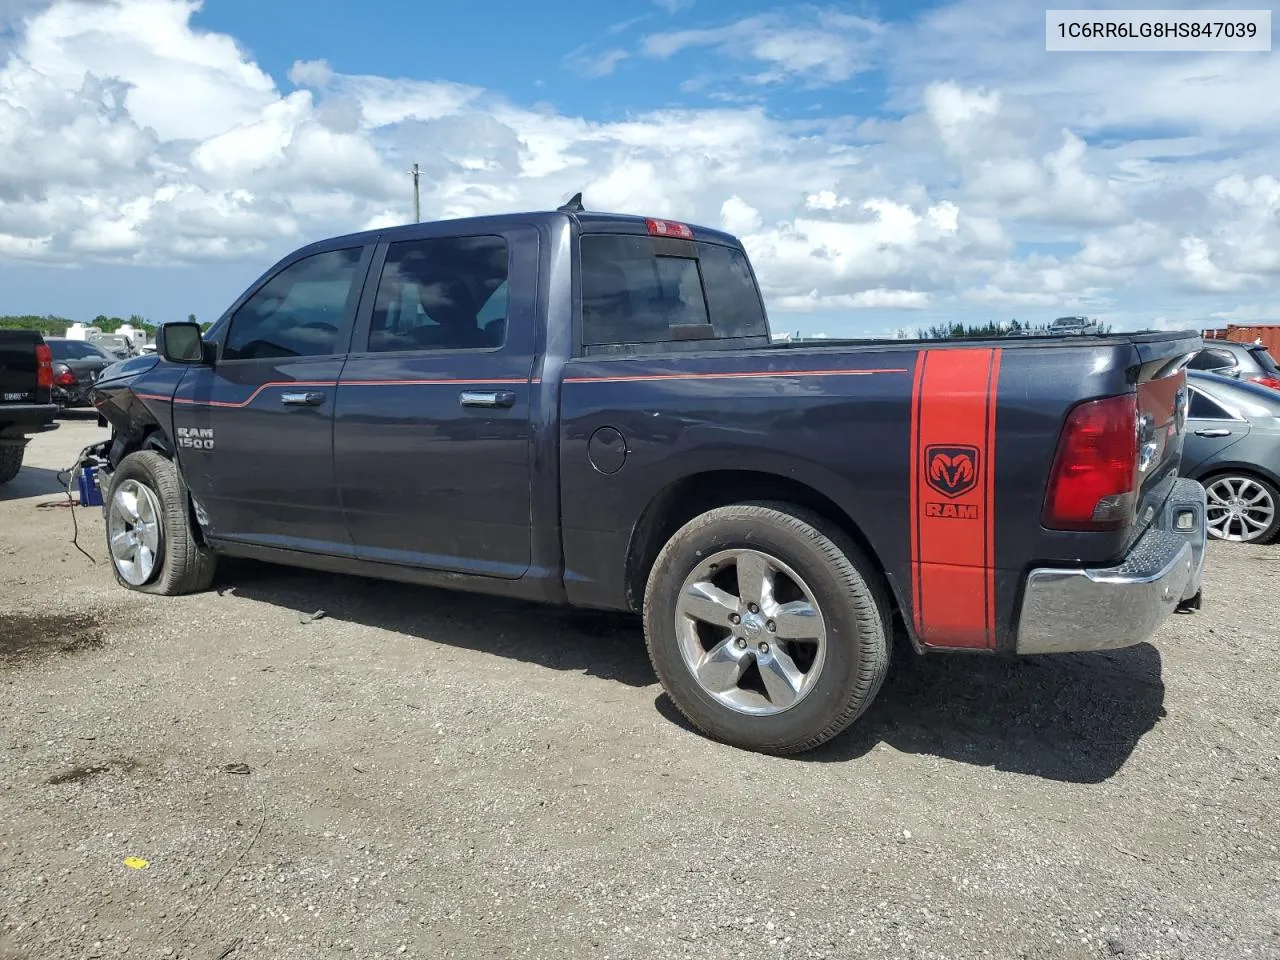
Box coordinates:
[1194,428,1232,438]
[459,390,516,408]
[281,391,325,406]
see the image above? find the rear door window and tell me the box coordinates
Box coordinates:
[1188,389,1235,420]
[580,234,768,347]
[365,235,509,352]
[1188,347,1238,372]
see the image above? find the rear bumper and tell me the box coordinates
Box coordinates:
[1015,477,1207,655]
[0,403,59,441]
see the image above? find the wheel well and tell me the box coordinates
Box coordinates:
[109,425,172,466]
[624,470,898,619]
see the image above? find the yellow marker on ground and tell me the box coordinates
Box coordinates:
[123,857,149,870]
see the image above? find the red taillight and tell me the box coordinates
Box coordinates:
[1248,375,1280,391]
[1043,394,1139,531]
[35,343,53,389]
[645,218,694,240]
[53,363,77,387]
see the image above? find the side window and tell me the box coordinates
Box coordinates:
[223,248,363,361]
[367,236,509,352]
[1188,348,1237,371]
[1188,390,1233,420]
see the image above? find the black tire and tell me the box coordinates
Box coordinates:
[0,445,23,484]
[643,501,891,755]
[105,451,216,595]
[1202,471,1280,544]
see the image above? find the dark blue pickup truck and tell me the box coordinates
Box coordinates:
[87,205,1208,754]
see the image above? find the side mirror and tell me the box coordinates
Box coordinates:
[156,322,209,365]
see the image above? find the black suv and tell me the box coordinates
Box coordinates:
[1188,340,1280,390]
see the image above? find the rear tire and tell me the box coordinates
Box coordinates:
[643,501,890,755]
[105,451,216,595]
[0,445,23,484]
[1203,472,1280,544]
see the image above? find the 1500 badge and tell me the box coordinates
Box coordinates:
[176,427,214,450]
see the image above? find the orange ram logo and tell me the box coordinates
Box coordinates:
[924,444,981,499]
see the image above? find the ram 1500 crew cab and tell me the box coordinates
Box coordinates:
[87,206,1207,754]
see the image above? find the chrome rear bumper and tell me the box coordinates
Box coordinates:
[1015,478,1207,655]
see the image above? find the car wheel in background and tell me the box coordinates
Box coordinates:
[643,501,891,755]
[1204,472,1280,544]
[105,451,216,594]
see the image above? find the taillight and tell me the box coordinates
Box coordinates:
[53,363,77,387]
[1043,394,1139,531]
[35,343,53,389]
[1248,375,1280,391]
[645,218,694,239]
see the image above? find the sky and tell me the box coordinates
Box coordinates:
[1,0,1279,338]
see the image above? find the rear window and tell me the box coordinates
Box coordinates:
[50,340,110,360]
[580,234,768,347]
[1188,347,1237,371]
[1248,346,1280,375]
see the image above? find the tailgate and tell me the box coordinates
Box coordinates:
[0,332,41,403]
[1132,334,1199,530]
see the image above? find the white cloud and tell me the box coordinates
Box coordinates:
[565,45,630,78]
[776,289,931,311]
[720,195,762,236]
[0,0,1277,334]
[642,10,882,85]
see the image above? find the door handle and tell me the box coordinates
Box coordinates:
[1194,428,1232,438]
[459,390,516,408]
[281,391,325,406]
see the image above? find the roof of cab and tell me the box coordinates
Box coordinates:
[313,208,743,253]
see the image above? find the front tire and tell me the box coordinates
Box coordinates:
[0,445,23,484]
[643,501,890,755]
[105,451,215,594]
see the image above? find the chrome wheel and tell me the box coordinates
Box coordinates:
[107,479,163,585]
[1205,476,1276,542]
[674,548,827,716]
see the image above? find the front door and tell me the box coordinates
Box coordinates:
[334,227,538,578]
[175,243,371,554]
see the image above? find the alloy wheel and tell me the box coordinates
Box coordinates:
[674,548,828,716]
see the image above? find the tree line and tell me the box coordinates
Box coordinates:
[900,318,1112,339]
[0,314,212,336]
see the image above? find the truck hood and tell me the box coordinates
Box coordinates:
[97,353,159,385]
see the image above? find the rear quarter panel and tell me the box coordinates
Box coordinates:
[559,339,1168,653]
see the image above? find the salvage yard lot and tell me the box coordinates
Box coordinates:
[2,421,1278,960]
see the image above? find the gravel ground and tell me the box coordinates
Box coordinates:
[1,418,1278,960]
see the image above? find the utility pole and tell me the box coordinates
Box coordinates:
[411,163,421,223]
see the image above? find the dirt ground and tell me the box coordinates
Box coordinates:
[1,417,1278,960]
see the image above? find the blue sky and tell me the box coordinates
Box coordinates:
[2,0,1279,336]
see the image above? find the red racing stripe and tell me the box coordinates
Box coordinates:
[910,347,1002,649]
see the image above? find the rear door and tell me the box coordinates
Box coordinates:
[1182,384,1250,474]
[174,243,372,554]
[333,225,539,577]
